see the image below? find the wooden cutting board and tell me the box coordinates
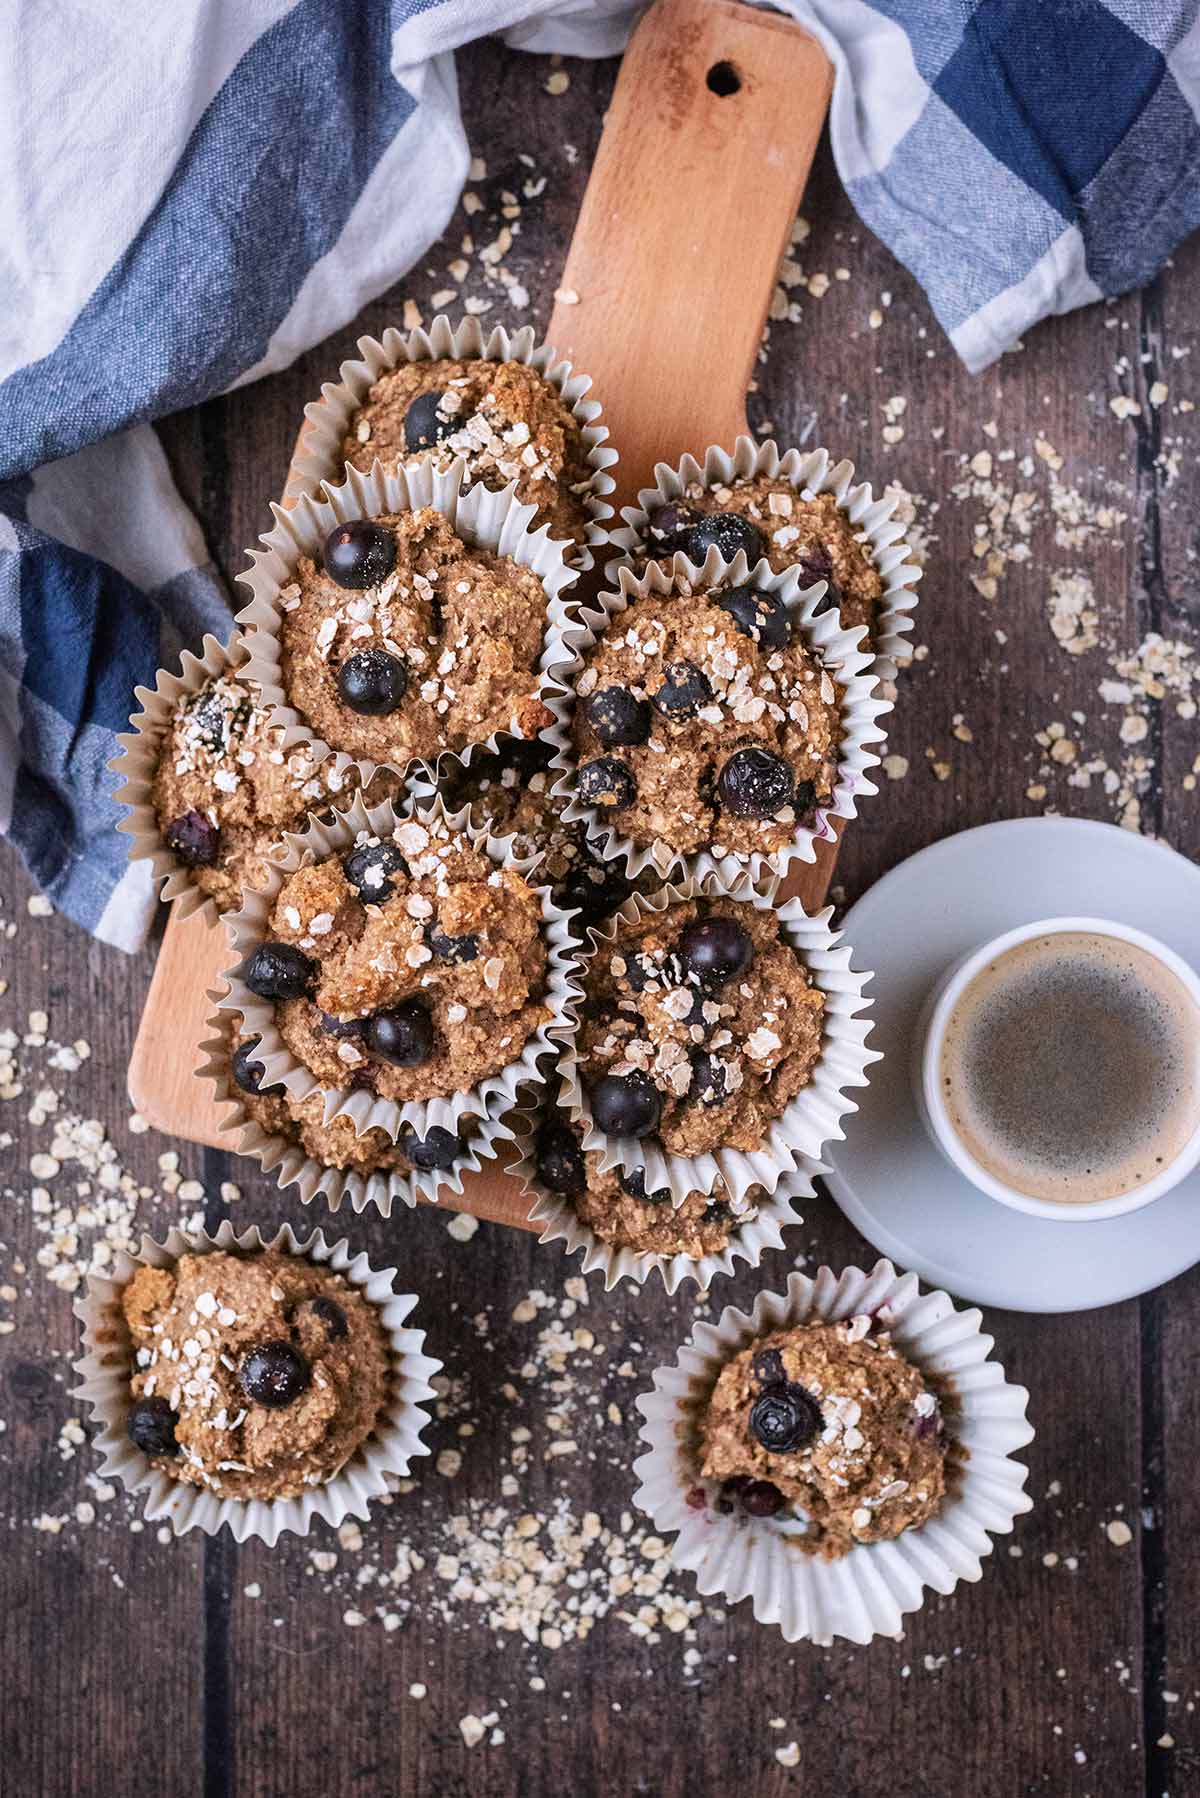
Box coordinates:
[127,0,835,1230]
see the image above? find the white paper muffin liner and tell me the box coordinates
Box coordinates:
[510,1088,818,1292]
[72,1218,442,1546]
[633,1259,1033,1645]
[284,313,617,573]
[234,458,578,791]
[542,545,890,889]
[110,630,374,928]
[213,788,583,1144]
[197,1009,518,1216]
[610,435,921,680]
[557,870,878,1200]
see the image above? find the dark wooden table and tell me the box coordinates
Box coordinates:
[4,43,1199,1798]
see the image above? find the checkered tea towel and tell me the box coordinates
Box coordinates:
[1,0,1197,947]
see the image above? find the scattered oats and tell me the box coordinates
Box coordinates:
[545,70,570,95]
[882,753,909,780]
[1105,1519,1133,1547]
[437,1449,463,1479]
[775,1743,800,1768]
[459,1714,487,1748]
[554,287,580,306]
[27,894,54,917]
[1109,394,1141,420]
[447,1213,479,1244]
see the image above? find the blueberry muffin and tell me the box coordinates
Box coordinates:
[231,1031,470,1179]
[279,507,555,768]
[577,897,825,1157]
[435,738,657,932]
[570,568,841,862]
[532,1109,757,1260]
[627,474,883,643]
[152,655,399,912]
[122,1248,391,1502]
[699,1314,948,1557]
[342,357,596,559]
[240,814,551,1106]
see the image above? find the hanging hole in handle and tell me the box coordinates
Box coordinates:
[706,60,741,97]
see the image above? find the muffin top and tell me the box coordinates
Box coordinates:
[231,1032,470,1179]
[532,1110,757,1261]
[279,507,555,767]
[577,897,825,1158]
[122,1250,391,1503]
[699,1316,947,1557]
[152,661,395,912]
[570,570,841,861]
[240,814,550,1105]
[631,477,883,643]
[438,738,651,932]
[342,357,595,558]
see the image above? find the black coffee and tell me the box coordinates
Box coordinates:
[939,931,1200,1204]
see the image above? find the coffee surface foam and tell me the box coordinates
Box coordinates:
[939,932,1200,1204]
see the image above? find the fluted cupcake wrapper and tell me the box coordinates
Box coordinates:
[541,545,890,889]
[196,1011,518,1216]
[212,788,583,1145]
[509,1088,816,1294]
[285,312,617,574]
[234,458,579,792]
[72,1219,442,1546]
[633,1260,1034,1645]
[109,630,371,928]
[555,868,879,1201]
[610,435,921,680]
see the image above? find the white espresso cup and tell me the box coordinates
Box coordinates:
[913,916,1200,1222]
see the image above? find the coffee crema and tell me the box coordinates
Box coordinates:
[938,931,1200,1204]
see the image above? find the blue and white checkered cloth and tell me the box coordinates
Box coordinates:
[2,0,1197,948]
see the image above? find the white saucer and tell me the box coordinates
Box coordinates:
[823,817,1200,1313]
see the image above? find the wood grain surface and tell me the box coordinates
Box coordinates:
[3,37,1200,1798]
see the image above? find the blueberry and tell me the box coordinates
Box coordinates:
[577,758,636,812]
[586,685,651,747]
[344,838,406,903]
[715,584,791,649]
[316,1011,364,1039]
[793,546,839,617]
[244,942,316,1001]
[127,1396,180,1457]
[337,649,408,716]
[589,1069,662,1138]
[685,512,763,564]
[188,688,230,752]
[748,1381,822,1453]
[792,778,818,821]
[232,1035,284,1097]
[558,859,632,929]
[309,1295,348,1340]
[644,502,696,553]
[652,660,712,718]
[239,1341,310,1409]
[364,999,434,1067]
[398,1125,467,1171]
[617,1166,672,1205]
[424,922,479,964]
[739,1479,785,1517]
[535,1121,586,1195]
[679,915,754,986]
[165,810,220,869]
[322,520,397,589]
[403,390,456,453]
[689,1051,729,1107]
[753,1347,785,1387]
[716,747,795,819]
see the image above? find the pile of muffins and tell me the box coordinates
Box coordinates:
[96,316,1031,1637]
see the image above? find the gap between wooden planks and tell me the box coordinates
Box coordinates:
[128,0,836,1233]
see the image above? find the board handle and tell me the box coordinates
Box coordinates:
[547,0,833,506]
